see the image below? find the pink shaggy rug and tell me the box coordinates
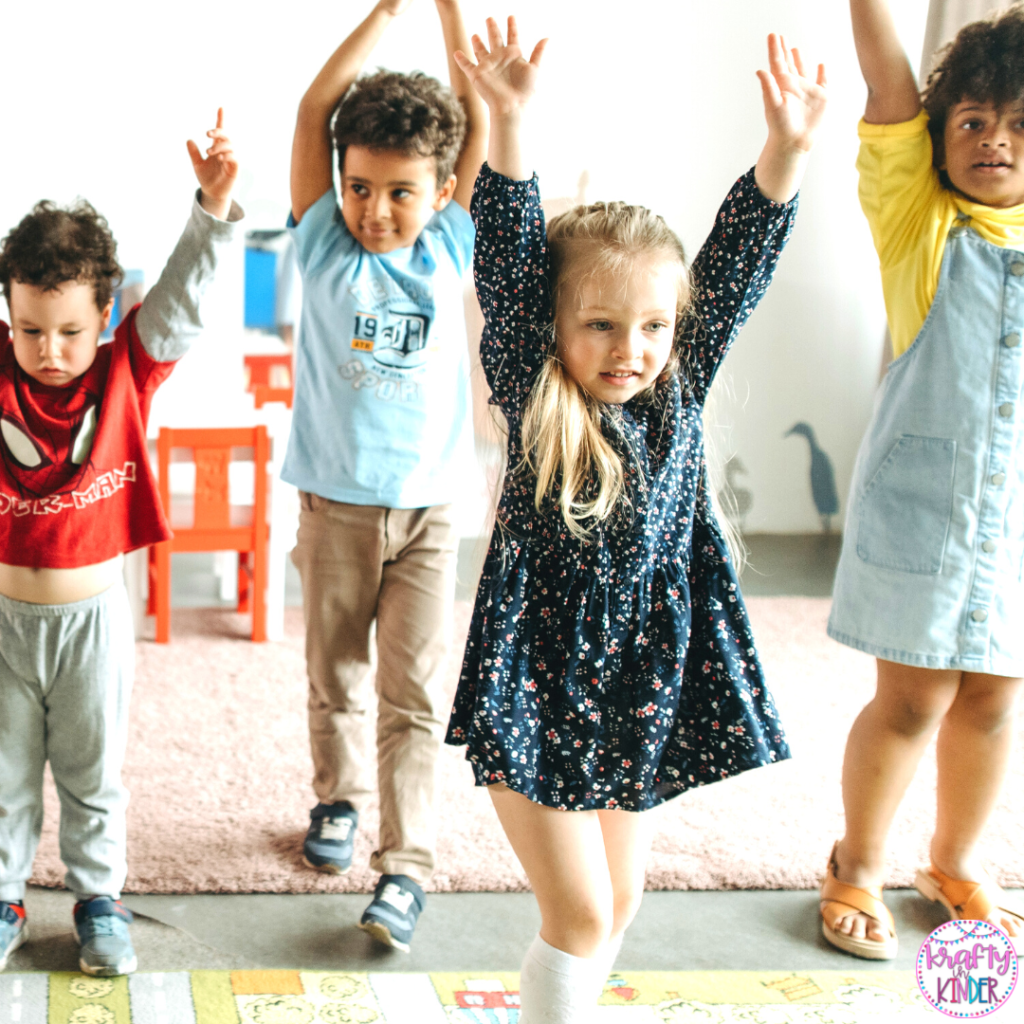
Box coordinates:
[29,598,1024,894]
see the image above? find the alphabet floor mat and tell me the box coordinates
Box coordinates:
[0,969,950,1022]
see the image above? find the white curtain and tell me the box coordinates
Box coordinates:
[920,0,1008,77]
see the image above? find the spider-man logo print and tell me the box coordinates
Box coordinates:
[0,386,100,500]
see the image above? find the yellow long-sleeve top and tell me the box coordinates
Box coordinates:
[858,111,1024,358]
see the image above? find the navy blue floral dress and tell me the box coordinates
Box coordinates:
[445,164,795,811]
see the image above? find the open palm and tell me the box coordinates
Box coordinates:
[757,34,828,153]
[454,16,547,116]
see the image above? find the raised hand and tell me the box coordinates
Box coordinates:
[187,108,238,219]
[454,16,547,116]
[756,34,828,154]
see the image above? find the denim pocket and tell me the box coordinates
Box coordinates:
[856,436,956,574]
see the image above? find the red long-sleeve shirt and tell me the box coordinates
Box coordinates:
[0,306,173,568]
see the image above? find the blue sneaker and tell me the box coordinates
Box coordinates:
[73,897,137,976]
[303,801,358,874]
[358,874,425,953]
[0,901,28,971]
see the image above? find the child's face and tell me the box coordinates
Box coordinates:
[942,99,1024,208]
[340,146,456,253]
[8,279,112,387]
[555,257,679,405]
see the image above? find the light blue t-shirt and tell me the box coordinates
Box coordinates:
[283,189,475,507]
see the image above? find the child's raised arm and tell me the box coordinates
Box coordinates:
[435,0,488,209]
[850,0,921,124]
[454,16,548,181]
[753,34,828,202]
[290,0,414,223]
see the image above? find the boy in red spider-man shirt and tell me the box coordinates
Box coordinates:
[0,110,242,977]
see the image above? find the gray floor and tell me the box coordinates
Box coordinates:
[12,533,993,974]
[13,886,961,973]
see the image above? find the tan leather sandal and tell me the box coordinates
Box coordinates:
[915,865,1024,933]
[819,842,898,960]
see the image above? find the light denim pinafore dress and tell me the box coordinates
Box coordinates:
[829,219,1024,676]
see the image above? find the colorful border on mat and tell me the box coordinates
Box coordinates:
[0,969,940,1022]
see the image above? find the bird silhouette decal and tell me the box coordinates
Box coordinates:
[785,422,839,532]
[717,455,753,532]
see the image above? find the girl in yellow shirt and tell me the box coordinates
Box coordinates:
[822,0,1024,960]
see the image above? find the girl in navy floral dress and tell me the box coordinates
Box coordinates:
[446,17,827,1022]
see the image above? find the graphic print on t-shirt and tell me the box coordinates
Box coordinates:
[339,272,437,403]
[351,310,432,369]
[0,393,101,499]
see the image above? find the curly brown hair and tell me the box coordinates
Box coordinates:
[0,199,123,312]
[922,3,1024,172]
[332,69,466,188]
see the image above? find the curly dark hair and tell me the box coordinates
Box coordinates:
[0,199,123,311]
[922,3,1024,172]
[332,69,466,187]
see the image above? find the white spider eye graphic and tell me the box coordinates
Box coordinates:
[1,417,45,469]
[71,405,97,465]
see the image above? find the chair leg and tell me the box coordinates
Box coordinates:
[146,547,157,617]
[237,552,252,613]
[155,542,172,643]
[252,532,268,643]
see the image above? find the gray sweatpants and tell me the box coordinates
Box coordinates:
[0,582,134,901]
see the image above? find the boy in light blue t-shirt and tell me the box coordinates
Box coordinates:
[285,0,485,951]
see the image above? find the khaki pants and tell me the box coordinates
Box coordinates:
[292,494,456,884]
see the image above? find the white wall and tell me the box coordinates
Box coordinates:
[0,0,930,532]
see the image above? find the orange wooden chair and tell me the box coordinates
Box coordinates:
[244,353,293,409]
[147,426,271,642]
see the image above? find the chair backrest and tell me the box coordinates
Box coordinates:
[156,426,270,532]
[244,354,292,391]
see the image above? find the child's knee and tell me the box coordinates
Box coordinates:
[874,663,960,737]
[611,885,644,937]
[558,900,614,950]
[878,691,949,737]
[953,687,1022,734]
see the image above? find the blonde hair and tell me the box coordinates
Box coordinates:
[519,202,690,540]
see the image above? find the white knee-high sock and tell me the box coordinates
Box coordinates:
[593,934,623,999]
[519,934,604,1024]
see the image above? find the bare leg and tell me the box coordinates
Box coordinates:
[930,671,1024,936]
[826,660,960,942]
[489,784,653,957]
[597,807,658,941]
[489,786,655,1023]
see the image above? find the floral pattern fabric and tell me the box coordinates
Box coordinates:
[445,164,795,810]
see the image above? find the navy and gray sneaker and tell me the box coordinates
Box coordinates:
[73,897,137,976]
[358,874,425,953]
[303,801,359,874]
[0,901,28,971]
